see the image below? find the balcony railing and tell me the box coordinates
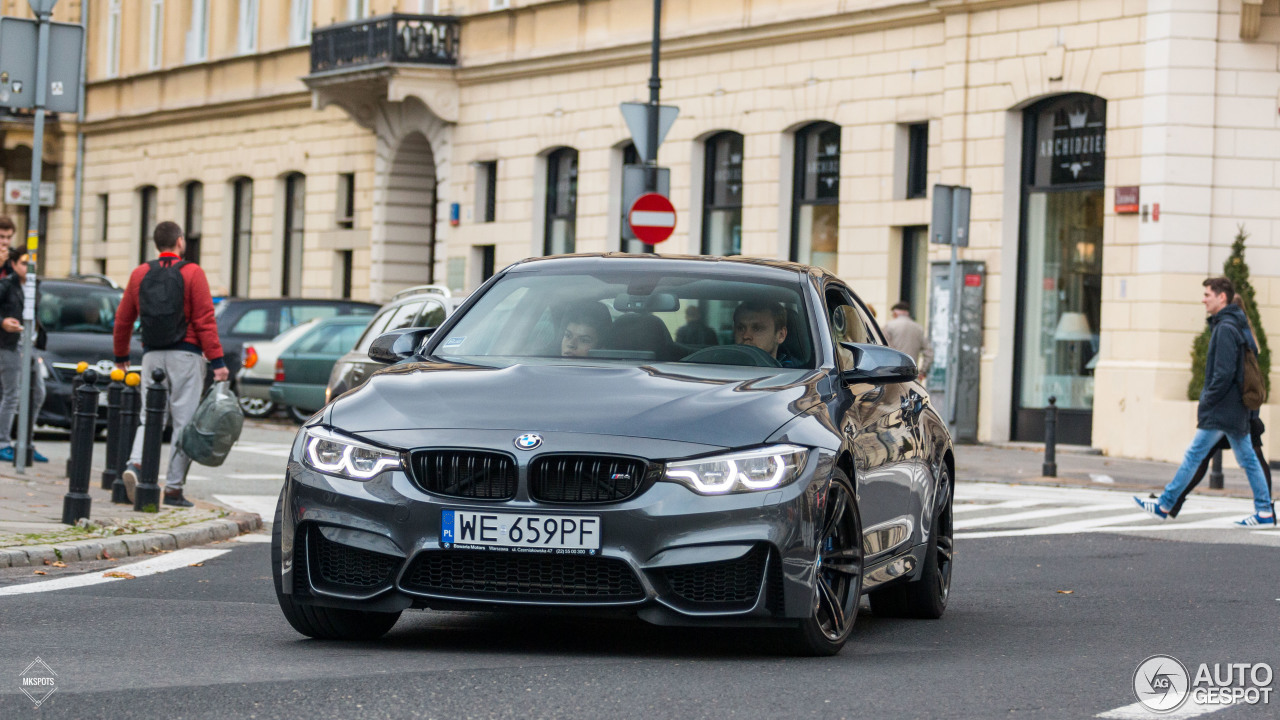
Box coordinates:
[310,14,460,74]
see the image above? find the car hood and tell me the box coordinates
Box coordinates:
[327,360,826,447]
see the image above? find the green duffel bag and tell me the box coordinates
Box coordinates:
[178,381,245,467]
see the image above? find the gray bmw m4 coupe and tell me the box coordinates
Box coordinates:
[273,254,954,655]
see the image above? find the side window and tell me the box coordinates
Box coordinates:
[384,301,426,333]
[416,300,446,329]
[852,300,883,345]
[289,304,341,328]
[354,306,397,353]
[825,287,865,372]
[231,308,270,335]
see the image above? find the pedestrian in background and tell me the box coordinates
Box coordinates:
[884,302,933,381]
[1136,278,1274,527]
[676,304,718,346]
[114,221,227,508]
[0,246,47,463]
[0,216,15,281]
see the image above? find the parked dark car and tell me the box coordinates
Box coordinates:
[274,255,954,656]
[324,286,460,404]
[269,315,371,423]
[37,278,143,429]
[215,298,378,413]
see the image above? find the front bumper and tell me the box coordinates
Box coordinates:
[277,428,836,626]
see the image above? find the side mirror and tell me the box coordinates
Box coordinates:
[368,327,436,364]
[838,342,917,384]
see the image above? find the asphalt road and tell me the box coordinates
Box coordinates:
[1,525,1276,719]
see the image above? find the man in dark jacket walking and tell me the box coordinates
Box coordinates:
[1136,277,1275,527]
[114,221,227,507]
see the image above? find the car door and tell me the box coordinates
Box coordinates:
[825,283,920,560]
[285,321,369,410]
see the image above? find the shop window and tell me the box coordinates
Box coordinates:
[702,131,743,256]
[544,148,577,255]
[791,122,840,272]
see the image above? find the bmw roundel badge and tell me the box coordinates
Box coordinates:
[514,433,543,450]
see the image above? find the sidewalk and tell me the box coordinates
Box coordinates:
[956,442,1269,501]
[0,457,260,569]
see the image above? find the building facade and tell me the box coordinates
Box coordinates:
[21,0,1280,462]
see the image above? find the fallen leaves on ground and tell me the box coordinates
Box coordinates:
[1057,590,1074,594]
[33,570,46,575]
[51,561,66,568]
[188,562,204,567]
[103,571,135,579]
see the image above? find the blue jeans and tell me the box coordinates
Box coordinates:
[1159,429,1274,515]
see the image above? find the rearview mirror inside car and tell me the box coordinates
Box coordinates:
[838,342,917,384]
[368,327,435,364]
[612,292,680,313]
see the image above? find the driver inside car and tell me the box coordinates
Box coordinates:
[732,300,804,368]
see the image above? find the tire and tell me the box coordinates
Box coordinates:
[286,406,312,424]
[868,465,953,620]
[239,396,275,419]
[790,469,863,656]
[271,492,401,641]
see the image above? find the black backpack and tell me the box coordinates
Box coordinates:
[138,258,188,348]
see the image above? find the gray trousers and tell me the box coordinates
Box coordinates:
[128,350,206,489]
[0,347,46,449]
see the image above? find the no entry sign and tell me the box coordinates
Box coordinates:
[628,193,676,245]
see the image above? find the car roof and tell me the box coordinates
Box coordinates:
[42,278,123,291]
[509,252,834,282]
[216,298,378,307]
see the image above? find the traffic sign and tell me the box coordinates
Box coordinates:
[628,193,676,245]
[619,102,679,163]
[0,17,83,114]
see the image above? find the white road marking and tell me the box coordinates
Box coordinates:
[232,533,271,543]
[1096,699,1233,719]
[952,499,1044,514]
[0,548,230,596]
[958,508,1229,539]
[232,442,293,459]
[954,503,1129,530]
[213,494,279,520]
[225,473,285,480]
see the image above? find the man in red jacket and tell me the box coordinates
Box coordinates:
[114,221,228,507]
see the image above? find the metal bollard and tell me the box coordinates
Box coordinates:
[111,372,142,504]
[133,368,168,512]
[1209,449,1224,490]
[64,362,89,477]
[99,369,126,490]
[1042,395,1058,478]
[62,369,100,524]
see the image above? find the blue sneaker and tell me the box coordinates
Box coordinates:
[1134,496,1168,520]
[1235,513,1276,528]
[0,446,13,462]
[31,448,48,463]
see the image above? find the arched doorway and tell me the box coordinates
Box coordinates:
[1012,93,1106,445]
[374,131,437,297]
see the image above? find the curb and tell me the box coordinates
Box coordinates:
[0,512,263,569]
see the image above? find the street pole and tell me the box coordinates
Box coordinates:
[16,0,58,473]
[645,0,661,193]
[70,0,89,275]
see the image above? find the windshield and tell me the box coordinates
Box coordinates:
[40,285,123,334]
[433,265,815,371]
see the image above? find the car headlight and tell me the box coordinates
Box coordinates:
[303,427,402,480]
[663,445,809,495]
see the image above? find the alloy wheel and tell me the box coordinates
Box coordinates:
[814,478,863,641]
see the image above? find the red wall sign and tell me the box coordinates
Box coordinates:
[1115,186,1139,214]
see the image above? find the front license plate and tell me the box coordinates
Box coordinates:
[440,510,601,554]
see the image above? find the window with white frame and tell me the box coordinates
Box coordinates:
[148,0,164,70]
[105,0,122,78]
[186,0,210,62]
[490,0,510,9]
[347,0,370,20]
[238,0,259,54]
[289,0,312,46]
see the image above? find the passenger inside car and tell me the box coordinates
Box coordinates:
[560,301,613,358]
